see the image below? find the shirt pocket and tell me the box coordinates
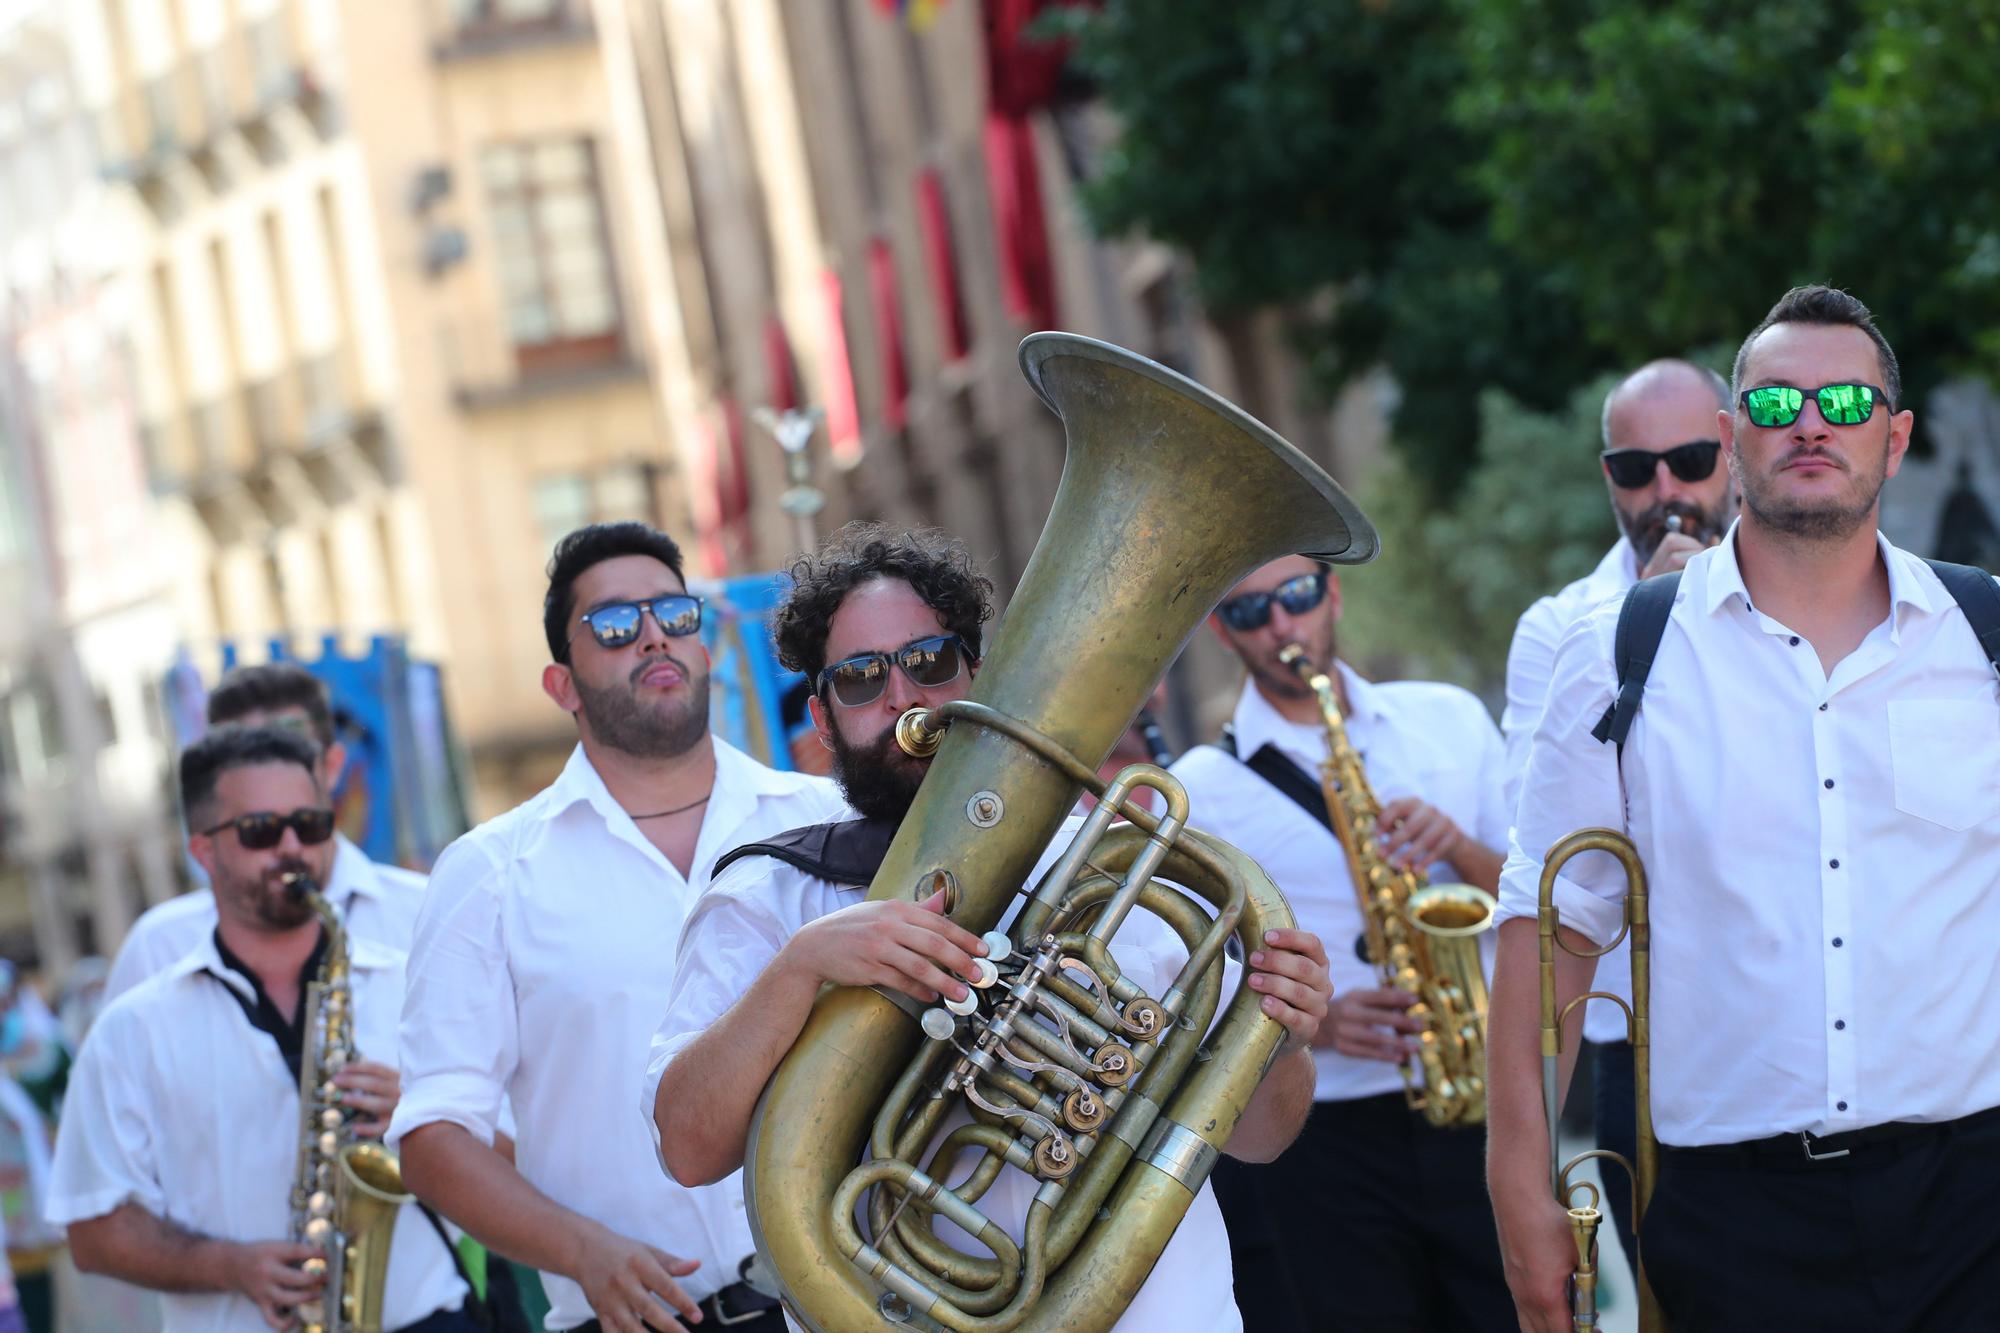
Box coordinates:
[1888,697,2000,831]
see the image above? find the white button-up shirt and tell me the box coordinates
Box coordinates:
[105,835,427,1004]
[644,820,1244,1333]
[48,933,468,1333]
[1498,526,2000,1147]
[1171,671,1511,1104]
[387,739,844,1330]
[1503,538,1640,1045]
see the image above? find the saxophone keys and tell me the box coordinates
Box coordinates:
[981,931,1013,963]
[317,1131,339,1156]
[304,1217,333,1244]
[301,1257,327,1279]
[968,958,999,989]
[943,989,979,1018]
[308,1190,333,1217]
[319,1108,344,1131]
[919,1008,957,1042]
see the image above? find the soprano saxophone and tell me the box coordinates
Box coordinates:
[283,872,410,1333]
[1279,646,1496,1127]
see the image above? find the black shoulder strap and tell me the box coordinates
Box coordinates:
[1589,571,1683,752]
[1925,559,2000,677]
[1237,744,1336,835]
[711,816,901,888]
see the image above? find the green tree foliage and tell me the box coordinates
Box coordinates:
[1067,0,2000,492]
[1056,0,1596,489]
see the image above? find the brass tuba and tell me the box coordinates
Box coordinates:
[1537,830,1661,1333]
[1279,647,1495,1127]
[742,333,1377,1331]
[284,873,410,1333]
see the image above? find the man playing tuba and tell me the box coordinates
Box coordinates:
[1170,554,1516,1332]
[645,522,1334,1332]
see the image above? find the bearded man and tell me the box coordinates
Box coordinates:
[643,523,1333,1332]
[391,522,844,1333]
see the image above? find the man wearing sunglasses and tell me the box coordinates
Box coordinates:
[1497,357,1737,1268]
[104,662,431,1004]
[645,522,1333,1331]
[1166,553,1514,1331]
[1489,286,2000,1332]
[48,727,478,1332]
[392,523,843,1333]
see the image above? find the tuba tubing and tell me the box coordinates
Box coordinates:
[741,333,1377,1332]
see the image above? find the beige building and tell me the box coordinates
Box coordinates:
[7,0,1385,961]
[589,0,1388,742]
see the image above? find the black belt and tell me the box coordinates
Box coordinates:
[701,1281,782,1327]
[1662,1103,2000,1168]
[572,1282,779,1333]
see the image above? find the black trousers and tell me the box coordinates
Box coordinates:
[1645,1109,2000,1331]
[1219,1093,1514,1333]
[571,1309,786,1333]
[393,1307,488,1333]
[1590,1038,1638,1264]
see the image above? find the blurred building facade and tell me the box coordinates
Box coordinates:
[0,0,1384,965]
[1,0,182,973]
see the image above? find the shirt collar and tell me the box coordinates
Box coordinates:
[1601,536,1639,589]
[545,736,799,876]
[325,834,373,908]
[164,916,399,997]
[1231,659,1375,758]
[1699,521,1941,621]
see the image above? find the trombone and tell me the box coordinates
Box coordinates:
[1537,829,1661,1333]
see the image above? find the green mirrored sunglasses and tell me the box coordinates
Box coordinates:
[1740,383,1885,429]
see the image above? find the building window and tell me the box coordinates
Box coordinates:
[481,138,623,377]
[532,462,659,556]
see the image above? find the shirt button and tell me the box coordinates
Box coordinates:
[1819,702,1829,711]
[1832,937,1843,947]
[1837,1100,1849,1112]
[1789,635,1801,646]
[1834,1019,1846,1031]
[1829,858,1840,869]
[1824,779,1835,789]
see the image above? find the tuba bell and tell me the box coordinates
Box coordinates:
[742,333,1377,1331]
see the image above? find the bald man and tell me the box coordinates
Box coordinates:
[1499,358,1737,1262]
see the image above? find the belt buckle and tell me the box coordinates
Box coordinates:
[1801,1130,1850,1162]
[707,1285,766,1328]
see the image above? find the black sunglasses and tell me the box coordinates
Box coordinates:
[1740,383,1884,429]
[201,807,336,851]
[574,594,704,649]
[1217,571,1328,632]
[816,634,970,708]
[1600,440,1722,490]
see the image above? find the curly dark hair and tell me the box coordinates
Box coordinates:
[208,662,334,748]
[543,521,687,664]
[774,522,995,686]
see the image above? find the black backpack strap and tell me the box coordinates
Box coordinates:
[712,816,901,888]
[1237,744,1336,835]
[1925,559,2000,677]
[1589,571,1683,752]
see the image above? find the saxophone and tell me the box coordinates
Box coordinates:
[282,872,411,1333]
[1278,646,1496,1128]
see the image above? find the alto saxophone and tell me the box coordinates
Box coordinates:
[1279,646,1496,1127]
[283,872,411,1333]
